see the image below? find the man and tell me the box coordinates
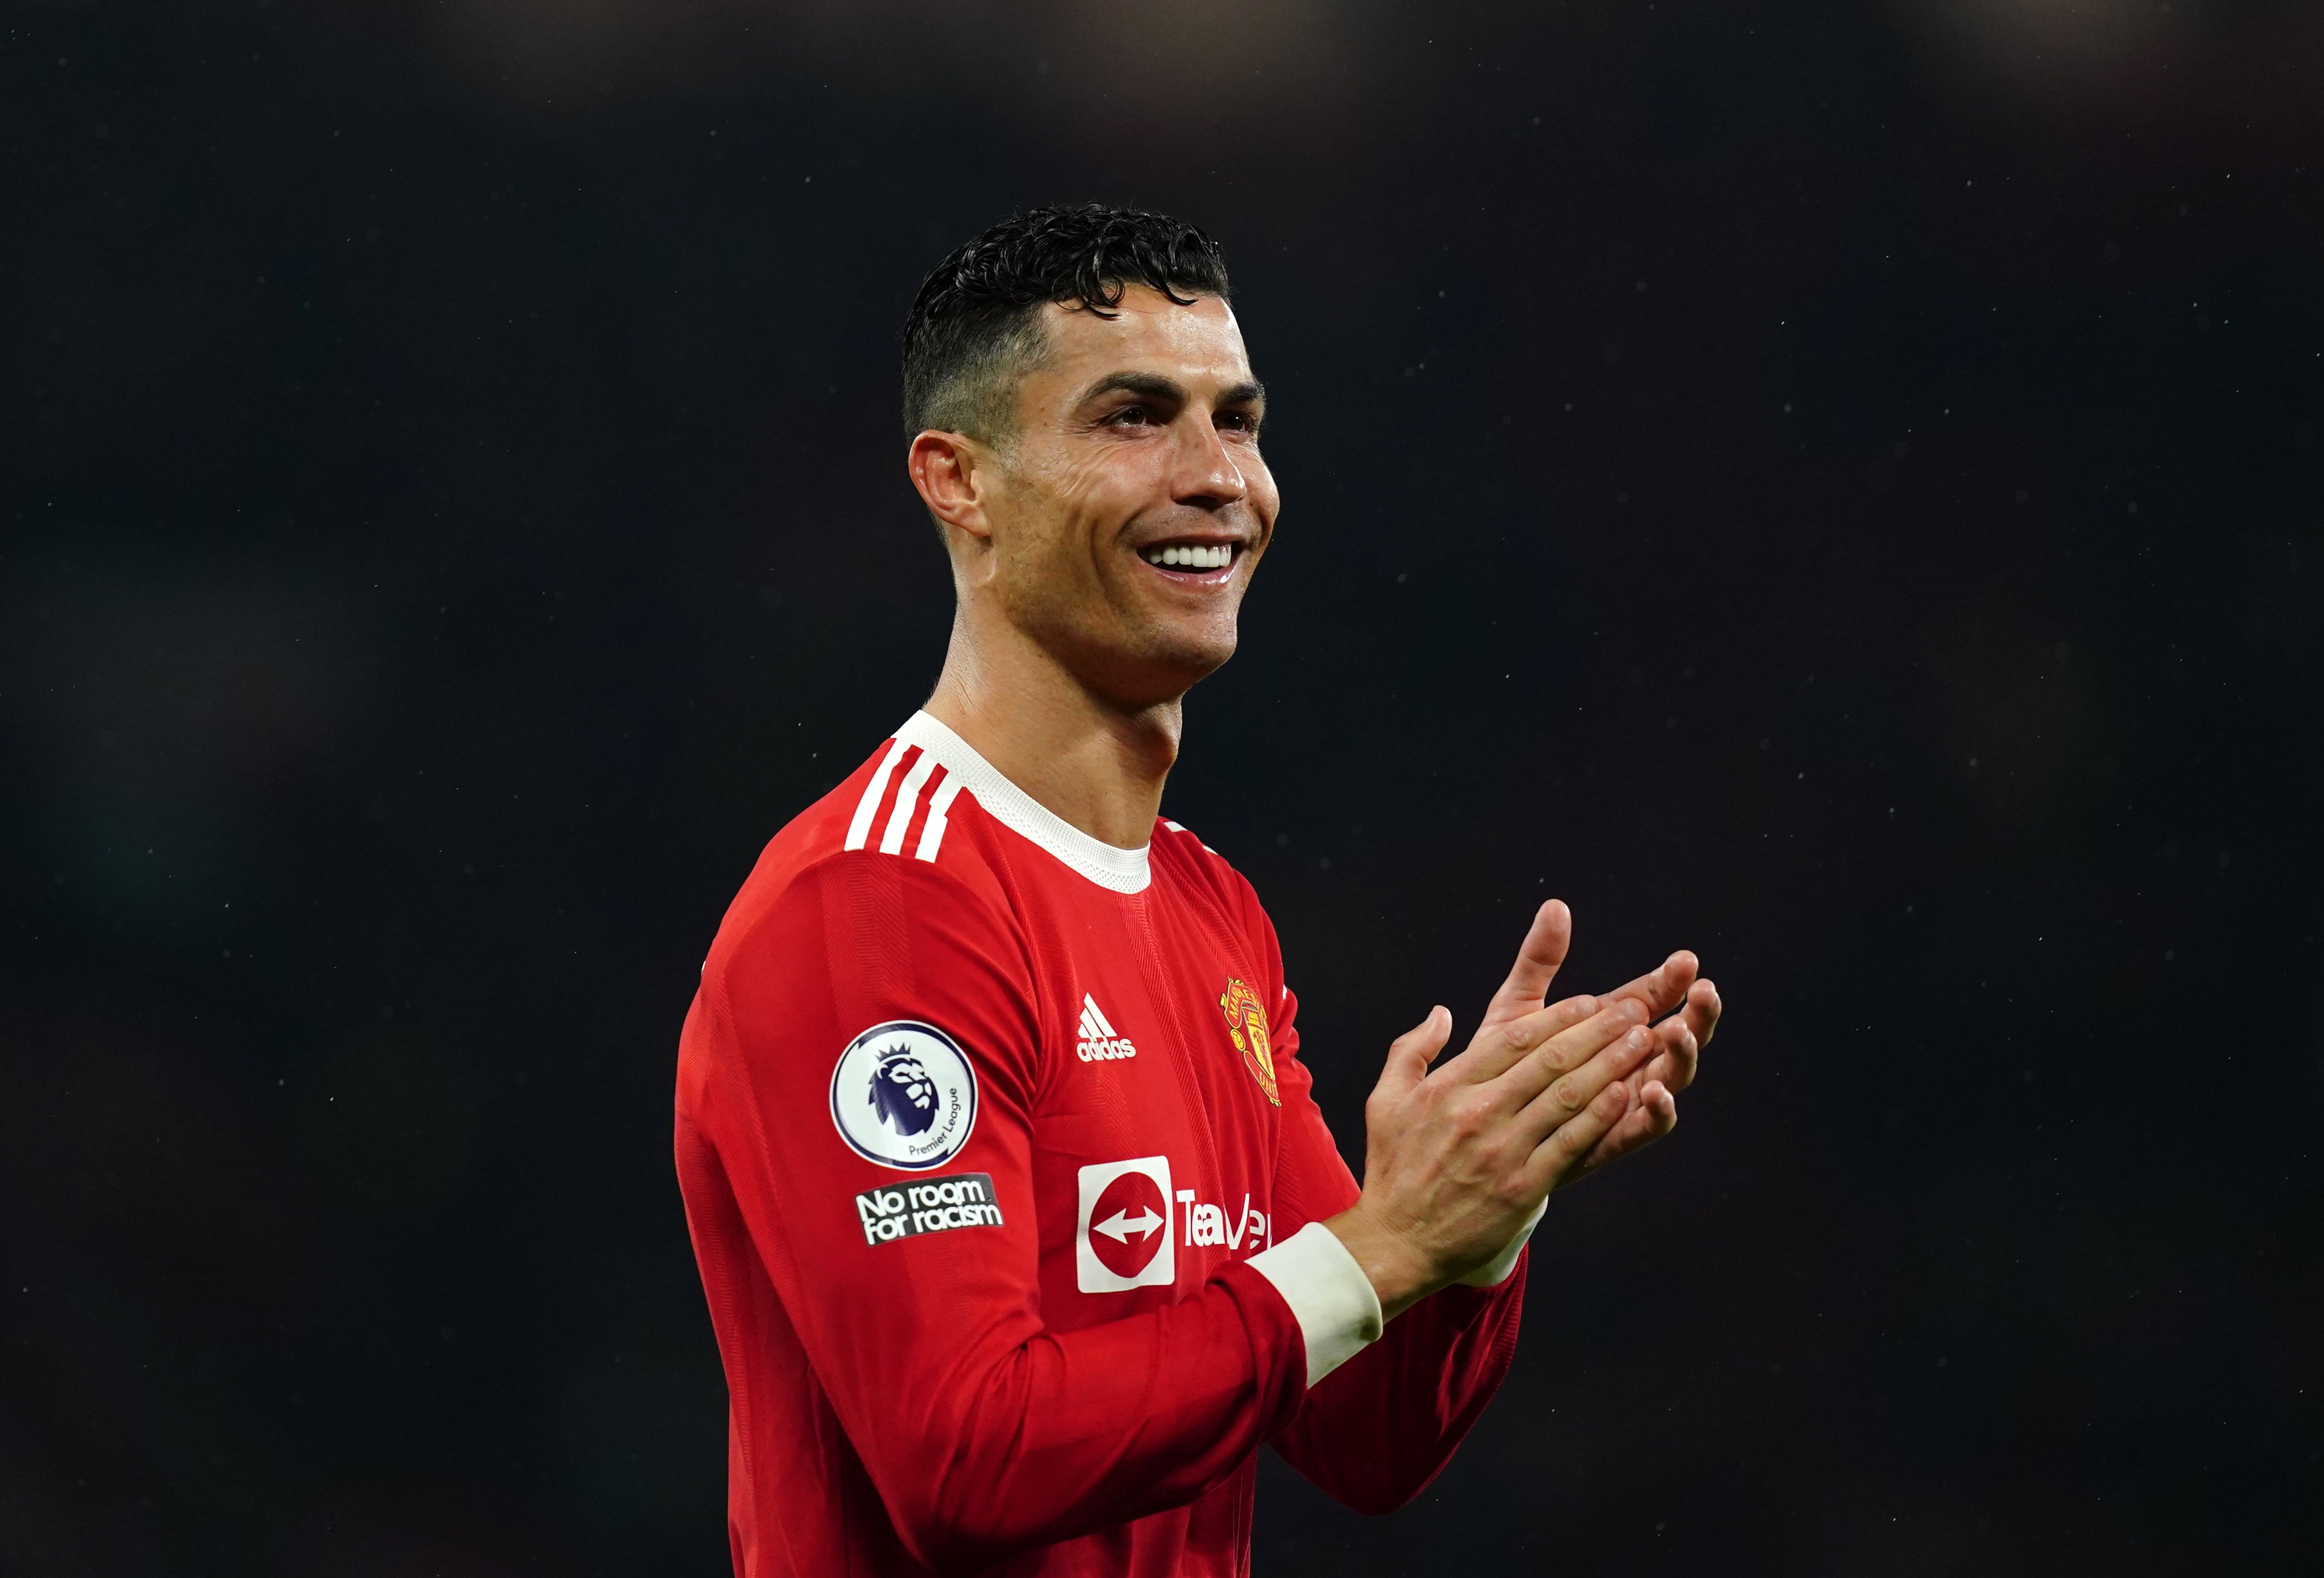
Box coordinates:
[674,204,1721,1577]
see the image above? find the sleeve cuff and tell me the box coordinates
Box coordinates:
[1456,1196,1546,1288]
[1247,1221,1384,1386]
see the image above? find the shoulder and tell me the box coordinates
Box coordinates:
[758,729,997,885]
[685,757,1043,1112]
[706,734,1024,988]
[1152,817,1275,937]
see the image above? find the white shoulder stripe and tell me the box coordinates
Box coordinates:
[913,772,967,864]
[879,750,940,855]
[894,712,1148,893]
[1158,818,1217,855]
[845,738,912,852]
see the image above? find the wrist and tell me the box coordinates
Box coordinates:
[1322,1203,1439,1321]
[1455,1195,1546,1288]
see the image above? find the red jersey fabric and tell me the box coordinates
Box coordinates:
[675,712,1527,1577]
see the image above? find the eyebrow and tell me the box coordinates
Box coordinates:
[1076,372,1268,409]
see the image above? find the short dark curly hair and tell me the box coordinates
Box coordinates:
[900,203,1231,444]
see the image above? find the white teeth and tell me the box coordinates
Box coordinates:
[1144,543,1232,569]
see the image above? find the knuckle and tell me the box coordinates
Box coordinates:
[1551,1074,1586,1114]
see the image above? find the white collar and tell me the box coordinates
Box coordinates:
[894,711,1152,894]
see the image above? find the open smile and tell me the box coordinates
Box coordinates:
[1136,540,1244,582]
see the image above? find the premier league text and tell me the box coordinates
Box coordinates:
[855,1173,1004,1245]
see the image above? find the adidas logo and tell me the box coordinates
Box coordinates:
[1075,994,1137,1062]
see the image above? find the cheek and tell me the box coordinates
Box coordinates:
[1051,442,1163,524]
[996,461,1105,570]
[1244,460,1282,529]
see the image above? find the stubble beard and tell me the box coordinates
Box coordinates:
[992,491,1246,711]
[1018,574,1241,713]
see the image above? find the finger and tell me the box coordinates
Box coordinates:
[1675,978,1721,1050]
[1455,992,1607,1084]
[1480,900,1573,1025]
[1637,1020,1700,1098]
[1604,950,1701,1020]
[1457,991,1633,1087]
[1574,1080,1678,1176]
[1523,1077,1635,1191]
[1643,1077,1677,1127]
[1372,1006,1451,1105]
[1512,1014,1658,1142]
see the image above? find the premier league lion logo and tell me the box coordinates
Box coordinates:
[831,1019,979,1169]
[869,1045,938,1137]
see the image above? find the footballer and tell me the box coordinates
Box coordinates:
[674,204,1722,1576]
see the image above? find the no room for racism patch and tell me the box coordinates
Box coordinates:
[854,1172,1004,1246]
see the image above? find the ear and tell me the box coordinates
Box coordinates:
[908,429,994,543]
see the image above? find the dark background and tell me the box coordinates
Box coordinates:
[5,1,2320,1572]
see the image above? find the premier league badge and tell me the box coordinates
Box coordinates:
[829,1020,979,1171]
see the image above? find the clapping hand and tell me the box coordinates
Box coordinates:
[1328,900,1721,1318]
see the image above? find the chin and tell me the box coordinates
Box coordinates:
[1074,621,1239,710]
[1142,610,1242,674]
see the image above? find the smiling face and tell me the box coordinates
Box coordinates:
[928,287,1278,710]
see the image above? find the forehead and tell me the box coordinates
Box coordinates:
[1034,287,1252,387]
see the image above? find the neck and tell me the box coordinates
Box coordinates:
[922,611,1181,851]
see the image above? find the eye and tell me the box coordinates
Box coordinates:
[1218,410,1260,434]
[1104,404,1155,427]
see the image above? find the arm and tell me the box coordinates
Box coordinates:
[1274,899,1722,1507]
[1263,978,1529,1513]
[694,854,1349,1573]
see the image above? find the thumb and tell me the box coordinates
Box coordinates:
[1374,1006,1452,1102]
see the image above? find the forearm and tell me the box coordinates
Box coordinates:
[842,1260,1313,1570]
[1270,1249,1529,1514]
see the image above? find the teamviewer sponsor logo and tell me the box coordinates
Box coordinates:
[1075,993,1136,1061]
[855,1172,1004,1245]
[1075,1156,1175,1292]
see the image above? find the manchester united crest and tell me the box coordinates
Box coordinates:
[1217,977,1280,1106]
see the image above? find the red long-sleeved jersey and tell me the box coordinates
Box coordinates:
[674,712,1528,1576]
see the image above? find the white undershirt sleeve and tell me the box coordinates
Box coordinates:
[1247,1221,1384,1386]
[1250,1202,1542,1385]
[1455,1196,1547,1288]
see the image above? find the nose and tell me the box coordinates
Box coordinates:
[1169,410,1248,512]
